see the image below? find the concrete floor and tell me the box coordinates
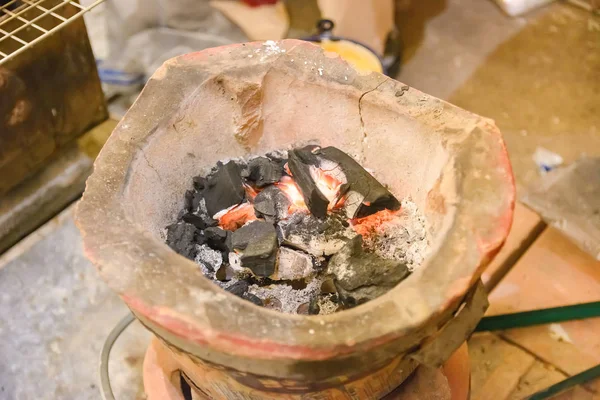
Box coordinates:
[396,0,599,194]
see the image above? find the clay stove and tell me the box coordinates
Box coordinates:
[76,40,514,399]
[164,144,430,315]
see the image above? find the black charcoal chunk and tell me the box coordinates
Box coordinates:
[182,213,208,230]
[242,293,264,306]
[203,161,245,216]
[316,147,400,218]
[243,157,283,187]
[308,297,321,315]
[253,186,290,223]
[287,147,329,219]
[191,191,204,212]
[204,227,232,252]
[184,190,195,212]
[231,221,278,277]
[192,175,207,191]
[166,222,201,260]
[225,280,250,297]
[328,236,409,307]
[278,213,355,257]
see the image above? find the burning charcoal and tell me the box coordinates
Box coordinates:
[225,280,250,297]
[243,157,283,187]
[316,147,400,218]
[274,247,314,280]
[203,161,246,216]
[253,186,290,223]
[278,213,356,257]
[192,175,207,191]
[166,222,202,260]
[204,227,232,252]
[231,221,278,277]
[328,236,409,307]
[243,293,264,306]
[287,147,329,219]
[216,265,228,281]
[182,213,208,230]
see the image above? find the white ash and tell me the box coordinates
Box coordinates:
[317,294,339,315]
[362,199,429,271]
[196,197,208,215]
[248,278,322,314]
[275,247,314,281]
[194,244,222,279]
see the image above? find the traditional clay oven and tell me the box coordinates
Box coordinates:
[76,40,514,399]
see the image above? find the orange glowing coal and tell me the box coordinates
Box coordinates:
[244,184,260,201]
[350,208,402,237]
[275,176,308,213]
[218,167,346,229]
[313,167,345,210]
[216,202,257,231]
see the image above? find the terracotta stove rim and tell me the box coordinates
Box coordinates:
[76,40,515,361]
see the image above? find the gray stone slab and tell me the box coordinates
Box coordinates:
[0,205,151,400]
[0,145,92,255]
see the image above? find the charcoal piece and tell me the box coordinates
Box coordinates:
[243,293,264,306]
[204,227,232,252]
[231,221,278,277]
[192,175,207,191]
[203,161,245,217]
[275,247,314,280]
[296,302,310,315]
[316,146,400,218]
[328,236,409,307]
[287,147,329,219]
[191,191,204,212]
[182,213,208,230]
[253,186,290,223]
[216,265,227,281]
[309,297,321,315]
[184,190,195,212]
[243,157,283,187]
[225,280,250,297]
[231,220,272,250]
[320,278,337,294]
[166,222,202,260]
[278,213,356,257]
[297,297,321,315]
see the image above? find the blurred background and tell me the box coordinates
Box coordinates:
[0,0,599,399]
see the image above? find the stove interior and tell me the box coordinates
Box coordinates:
[164,144,429,314]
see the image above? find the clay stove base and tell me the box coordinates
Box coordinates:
[143,337,470,400]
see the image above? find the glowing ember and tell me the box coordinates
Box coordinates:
[244,184,260,201]
[312,167,344,210]
[350,208,402,237]
[276,176,308,213]
[216,202,257,231]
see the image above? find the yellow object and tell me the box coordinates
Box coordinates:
[318,39,383,74]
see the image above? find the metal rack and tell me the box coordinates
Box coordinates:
[0,0,105,65]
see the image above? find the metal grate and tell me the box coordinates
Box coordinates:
[0,0,105,65]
